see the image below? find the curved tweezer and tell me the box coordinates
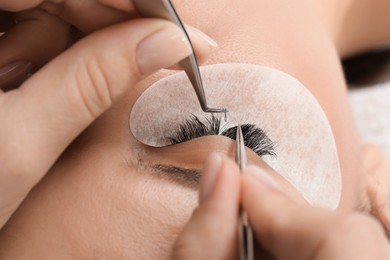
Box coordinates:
[236,125,254,260]
[133,0,227,113]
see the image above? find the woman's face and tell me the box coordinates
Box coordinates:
[0,0,362,258]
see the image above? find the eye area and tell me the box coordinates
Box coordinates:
[166,114,276,157]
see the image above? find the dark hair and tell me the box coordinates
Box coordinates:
[342,49,390,87]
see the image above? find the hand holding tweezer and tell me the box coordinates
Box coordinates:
[236,125,254,260]
[133,0,226,113]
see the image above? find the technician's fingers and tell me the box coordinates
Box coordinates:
[0,11,14,31]
[97,0,136,13]
[172,154,240,260]
[0,19,215,229]
[242,166,390,260]
[39,1,132,33]
[168,25,218,70]
[38,1,216,63]
[0,1,43,12]
[0,9,69,90]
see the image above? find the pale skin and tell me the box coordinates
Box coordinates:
[0,0,390,259]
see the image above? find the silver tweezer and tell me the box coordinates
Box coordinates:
[236,125,254,260]
[133,0,227,113]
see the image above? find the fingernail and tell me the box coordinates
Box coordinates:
[0,61,33,91]
[199,153,223,204]
[246,166,281,190]
[136,26,192,74]
[185,25,218,48]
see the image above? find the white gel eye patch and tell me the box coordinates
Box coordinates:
[130,63,341,209]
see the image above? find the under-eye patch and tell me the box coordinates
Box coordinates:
[130,63,341,209]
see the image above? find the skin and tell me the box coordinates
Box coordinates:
[0,0,390,258]
[172,155,390,259]
[138,0,360,207]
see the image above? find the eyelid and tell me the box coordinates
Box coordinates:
[137,159,201,189]
[152,164,200,188]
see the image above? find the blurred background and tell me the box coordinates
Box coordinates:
[344,49,390,156]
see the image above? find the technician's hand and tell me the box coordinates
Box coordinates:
[0,9,69,90]
[0,0,132,33]
[0,17,216,229]
[0,1,215,90]
[0,0,135,90]
[172,154,390,259]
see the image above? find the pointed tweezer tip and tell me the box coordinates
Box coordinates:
[236,125,247,171]
[203,107,228,122]
[236,126,244,151]
[203,108,228,113]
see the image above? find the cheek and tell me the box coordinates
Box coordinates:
[0,145,197,259]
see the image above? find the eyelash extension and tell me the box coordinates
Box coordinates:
[166,114,223,144]
[166,114,276,157]
[221,124,276,157]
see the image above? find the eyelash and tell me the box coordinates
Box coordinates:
[166,114,276,157]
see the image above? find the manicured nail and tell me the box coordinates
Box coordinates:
[136,26,192,74]
[0,61,33,90]
[199,153,223,204]
[246,166,281,190]
[185,25,218,48]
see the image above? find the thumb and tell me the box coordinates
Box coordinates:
[0,19,210,227]
[172,154,241,260]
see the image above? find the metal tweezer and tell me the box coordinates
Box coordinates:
[236,125,254,260]
[133,0,227,113]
